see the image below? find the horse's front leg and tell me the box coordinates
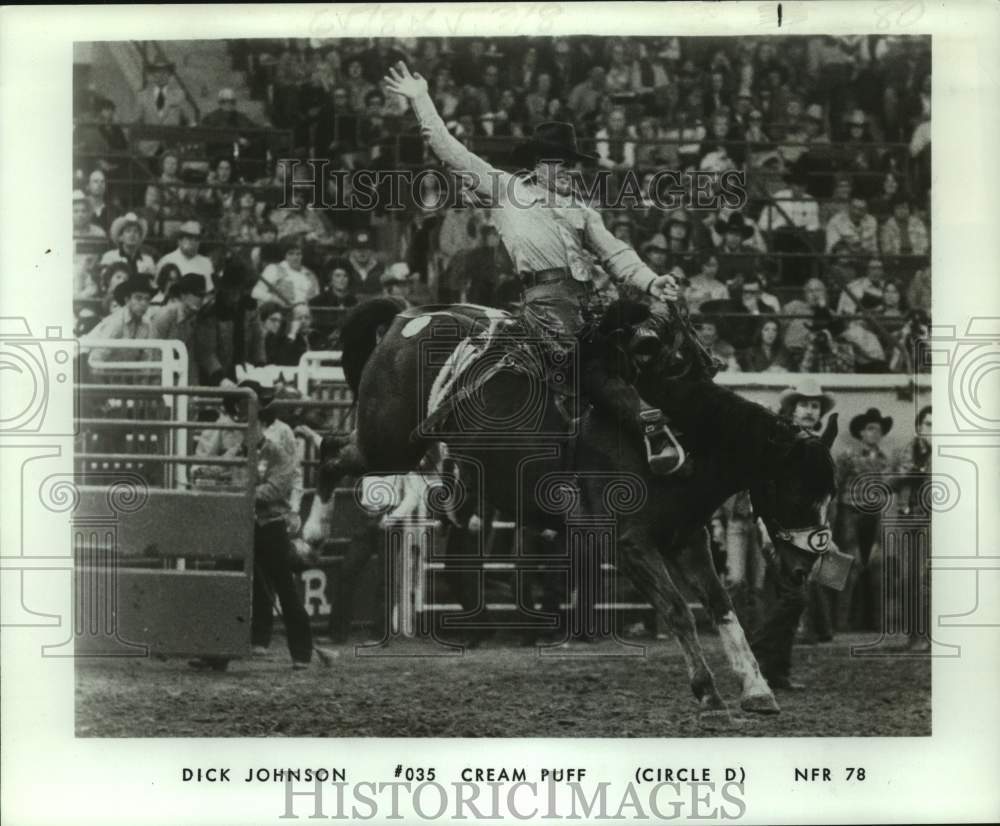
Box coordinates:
[671,527,779,715]
[616,521,728,718]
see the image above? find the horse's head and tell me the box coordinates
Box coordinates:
[750,413,840,582]
[591,297,710,384]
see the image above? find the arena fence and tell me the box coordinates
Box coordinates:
[72,384,261,659]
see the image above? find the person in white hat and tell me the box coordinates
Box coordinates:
[99,212,156,277]
[155,220,214,291]
[747,378,839,689]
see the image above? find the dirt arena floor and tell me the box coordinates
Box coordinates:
[76,632,930,737]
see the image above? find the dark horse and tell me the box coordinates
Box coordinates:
[306,297,837,718]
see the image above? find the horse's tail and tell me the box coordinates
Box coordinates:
[339,297,406,397]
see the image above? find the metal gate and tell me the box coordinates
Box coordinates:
[72,384,259,658]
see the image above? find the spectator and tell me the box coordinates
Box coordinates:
[888,308,931,375]
[221,190,261,242]
[198,157,237,228]
[737,272,781,315]
[698,112,737,174]
[193,259,266,386]
[713,212,759,284]
[605,42,633,95]
[798,307,856,373]
[836,109,881,199]
[99,213,156,277]
[868,171,900,221]
[825,195,878,254]
[758,157,821,232]
[199,87,265,175]
[684,252,729,312]
[445,223,507,305]
[739,317,793,372]
[97,261,133,316]
[907,265,932,313]
[310,259,358,309]
[842,315,887,373]
[879,278,908,331]
[150,273,208,382]
[253,238,320,307]
[84,274,156,363]
[640,233,671,276]
[380,262,415,306]
[782,278,830,357]
[133,60,192,155]
[269,185,332,243]
[158,150,194,237]
[836,255,886,315]
[151,262,182,308]
[834,408,893,632]
[260,301,287,363]
[156,221,214,290]
[594,106,637,170]
[694,318,741,372]
[85,168,116,236]
[879,194,929,257]
[344,57,376,113]
[73,190,107,296]
[138,183,167,241]
[567,66,607,123]
[634,117,669,170]
[348,229,385,293]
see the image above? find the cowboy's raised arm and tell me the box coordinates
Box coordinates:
[384,62,511,200]
[582,207,679,301]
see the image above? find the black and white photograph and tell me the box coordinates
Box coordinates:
[2,3,999,825]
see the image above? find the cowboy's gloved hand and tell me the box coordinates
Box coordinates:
[648,272,680,302]
[383,62,428,101]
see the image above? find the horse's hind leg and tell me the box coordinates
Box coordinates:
[616,525,728,716]
[671,527,779,715]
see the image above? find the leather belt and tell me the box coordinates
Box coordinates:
[519,267,573,289]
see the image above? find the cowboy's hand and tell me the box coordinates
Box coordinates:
[648,272,680,302]
[383,62,428,101]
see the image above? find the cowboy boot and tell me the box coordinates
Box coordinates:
[639,408,686,476]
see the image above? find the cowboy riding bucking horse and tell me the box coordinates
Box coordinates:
[384,61,691,474]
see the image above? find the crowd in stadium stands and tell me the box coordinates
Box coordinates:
[73,35,931,378]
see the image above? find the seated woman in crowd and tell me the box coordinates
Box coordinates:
[151,263,183,309]
[739,317,793,373]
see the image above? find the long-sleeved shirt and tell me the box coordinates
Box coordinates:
[758,189,821,232]
[84,306,155,363]
[255,418,300,526]
[411,92,657,293]
[825,210,878,254]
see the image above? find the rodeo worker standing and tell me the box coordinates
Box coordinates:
[383,62,686,472]
[190,380,313,671]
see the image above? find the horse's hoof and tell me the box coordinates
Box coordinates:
[698,693,727,713]
[741,692,781,715]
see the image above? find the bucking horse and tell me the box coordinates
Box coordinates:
[305,296,839,719]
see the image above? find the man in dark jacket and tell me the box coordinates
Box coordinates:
[193,260,266,386]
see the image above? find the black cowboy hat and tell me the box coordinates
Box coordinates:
[112,272,155,305]
[850,407,893,439]
[177,273,207,297]
[510,121,596,168]
[714,212,755,239]
[804,306,846,336]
